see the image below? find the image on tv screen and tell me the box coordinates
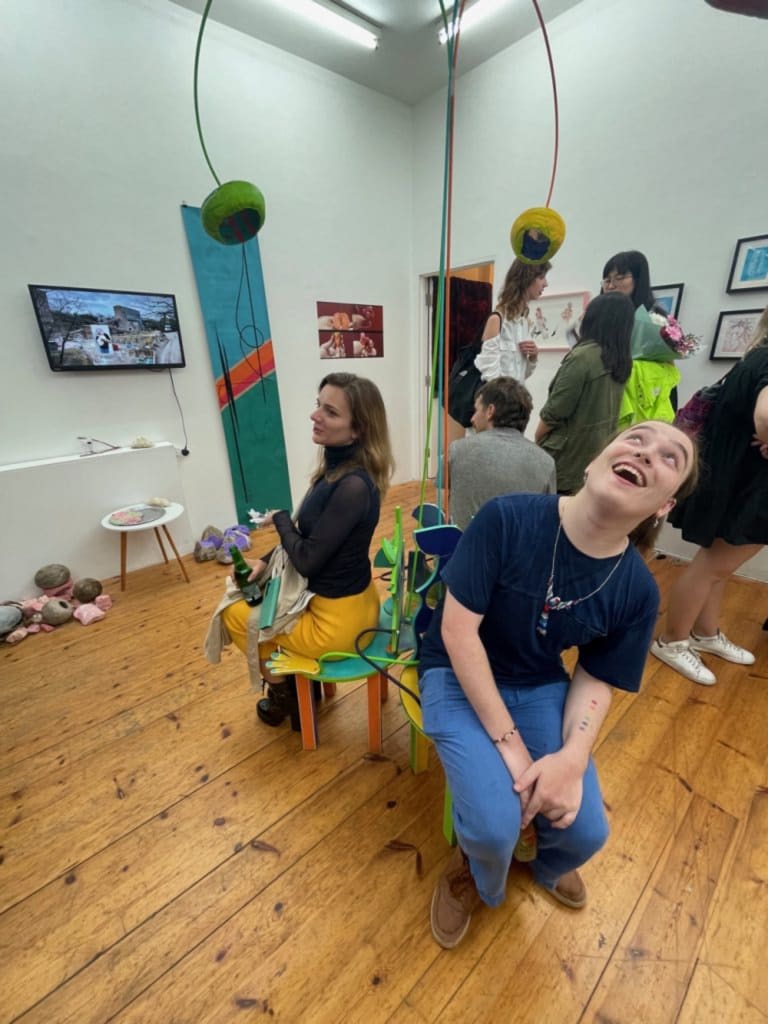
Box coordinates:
[28,284,186,371]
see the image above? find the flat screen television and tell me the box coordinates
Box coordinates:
[28,284,186,371]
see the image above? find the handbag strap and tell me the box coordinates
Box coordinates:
[702,367,733,400]
[474,310,502,348]
[488,310,502,331]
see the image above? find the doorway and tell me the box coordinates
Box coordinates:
[418,260,495,484]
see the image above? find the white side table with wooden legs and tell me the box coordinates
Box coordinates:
[100,502,190,590]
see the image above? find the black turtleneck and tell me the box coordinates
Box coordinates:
[271,445,380,597]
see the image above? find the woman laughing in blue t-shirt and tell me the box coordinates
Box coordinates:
[420,420,699,949]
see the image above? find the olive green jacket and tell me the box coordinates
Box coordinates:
[538,341,624,493]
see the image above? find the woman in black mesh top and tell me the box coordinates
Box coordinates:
[222,373,394,728]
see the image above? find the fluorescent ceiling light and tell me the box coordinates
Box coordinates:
[281,0,379,50]
[438,0,509,44]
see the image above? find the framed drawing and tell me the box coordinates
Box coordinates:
[710,308,763,360]
[652,282,684,319]
[528,291,589,350]
[726,234,768,293]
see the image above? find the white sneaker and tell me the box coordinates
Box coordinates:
[689,630,755,666]
[650,637,717,686]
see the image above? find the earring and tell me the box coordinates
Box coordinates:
[653,517,660,528]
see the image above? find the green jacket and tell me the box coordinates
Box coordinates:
[539,341,624,493]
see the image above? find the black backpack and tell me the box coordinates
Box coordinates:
[447,312,500,428]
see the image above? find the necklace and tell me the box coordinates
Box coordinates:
[536,521,627,637]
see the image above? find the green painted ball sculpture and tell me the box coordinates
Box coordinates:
[201,180,266,245]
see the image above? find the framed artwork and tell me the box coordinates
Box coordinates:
[710,308,763,360]
[316,301,384,359]
[726,234,768,293]
[652,282,684,319]
[528,291,589,350]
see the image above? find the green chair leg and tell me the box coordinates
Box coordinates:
[442,783,456,846]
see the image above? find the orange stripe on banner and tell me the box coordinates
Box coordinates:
[216,340,275,408]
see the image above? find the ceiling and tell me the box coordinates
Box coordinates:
[168,0,584,105]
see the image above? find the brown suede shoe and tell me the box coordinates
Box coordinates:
[549,869,587,909]
[512,823,537,863]
[430,846,482,949]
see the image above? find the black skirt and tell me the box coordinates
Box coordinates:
[670,345,768,547]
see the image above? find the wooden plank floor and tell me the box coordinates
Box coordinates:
[2,480,767,1024]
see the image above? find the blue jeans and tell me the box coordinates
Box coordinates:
[420,667,609,907]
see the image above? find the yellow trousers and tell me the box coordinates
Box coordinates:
[221,579,380,663]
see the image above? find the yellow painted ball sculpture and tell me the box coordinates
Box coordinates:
[510,207,566,264]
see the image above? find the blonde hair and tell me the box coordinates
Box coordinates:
[311,373,395,496]
[496,259,552,321]
[747,307,768,354]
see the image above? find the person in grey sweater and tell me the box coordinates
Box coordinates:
[449,377,556,530]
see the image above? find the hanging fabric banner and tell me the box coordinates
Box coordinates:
[181,205,291,522]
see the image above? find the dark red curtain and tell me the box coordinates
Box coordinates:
[429,275,493,371]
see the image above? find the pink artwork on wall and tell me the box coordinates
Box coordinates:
[317,301,383,359]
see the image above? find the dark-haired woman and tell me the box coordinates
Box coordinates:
[535,292,634,494]
[474,259,551,384]
[219,372,394,728]
[601,249,655,310]
[602,249,681,421]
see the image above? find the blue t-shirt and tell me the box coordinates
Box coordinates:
[419,493,659,693]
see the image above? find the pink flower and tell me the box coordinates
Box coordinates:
[661,316,684,343]
[658,314,700,358]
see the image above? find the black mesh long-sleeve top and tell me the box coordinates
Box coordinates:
[271,443,380,598]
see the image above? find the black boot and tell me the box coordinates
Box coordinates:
[257,676,300,731]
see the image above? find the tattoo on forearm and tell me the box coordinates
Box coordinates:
[578,698,599,732]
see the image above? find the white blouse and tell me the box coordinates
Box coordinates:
[474,315,537,383]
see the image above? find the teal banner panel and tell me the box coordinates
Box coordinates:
[181,205,291,521]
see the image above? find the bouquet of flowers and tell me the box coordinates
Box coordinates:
[631,306,701,362]
[650,312,701,358]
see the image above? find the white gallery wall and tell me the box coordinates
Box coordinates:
[412,0,768,579]
[1,0,768,588]
[0,0,417,591]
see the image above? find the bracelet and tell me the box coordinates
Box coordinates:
[493,726,517,746]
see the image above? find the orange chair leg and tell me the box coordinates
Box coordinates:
[296,674,318,750]
[380,676,389,703]
[366,674,384,754]
[322,683,337,699]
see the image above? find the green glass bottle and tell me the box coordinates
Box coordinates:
[230,546,262,606]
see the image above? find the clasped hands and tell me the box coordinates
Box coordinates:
[509,749,584,831]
